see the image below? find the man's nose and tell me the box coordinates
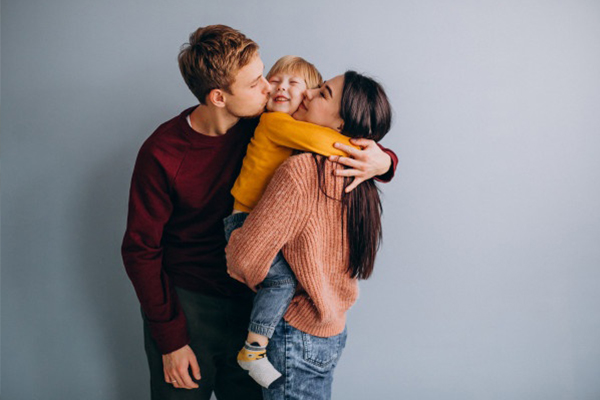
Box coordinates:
[261,77,270,93]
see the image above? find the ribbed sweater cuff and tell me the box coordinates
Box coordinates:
[148,314,191,355]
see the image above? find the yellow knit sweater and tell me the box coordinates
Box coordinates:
[226,153,359,337]
[231,112,355,212]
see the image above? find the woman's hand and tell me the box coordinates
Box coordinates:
[329,138,392,192]
[226,246,257,291]
[225,249,245,283]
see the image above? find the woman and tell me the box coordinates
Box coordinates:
[226,70,392,399]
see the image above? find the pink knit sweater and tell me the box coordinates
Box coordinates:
[226,153,359,337]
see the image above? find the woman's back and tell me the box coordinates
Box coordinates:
[227,153,358,337]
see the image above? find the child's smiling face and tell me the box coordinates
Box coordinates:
[266,73,308,115]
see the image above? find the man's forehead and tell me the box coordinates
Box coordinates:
[236,55,263,83]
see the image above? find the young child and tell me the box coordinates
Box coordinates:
[223,56,356,388]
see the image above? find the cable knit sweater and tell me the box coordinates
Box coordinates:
[226,153,359,338]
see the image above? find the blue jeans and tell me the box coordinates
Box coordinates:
[264,319,348,400]
[224,212,297,338]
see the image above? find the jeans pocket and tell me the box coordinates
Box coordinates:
[301,328,347,370]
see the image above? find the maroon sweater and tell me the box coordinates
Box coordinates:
[122,106,398,354]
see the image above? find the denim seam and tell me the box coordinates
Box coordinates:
[248,322,275,338]
[260,277,296,288]
[301,333,341,369]
[285,321,292,400]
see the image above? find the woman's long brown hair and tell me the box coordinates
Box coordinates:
[314,70,392,280]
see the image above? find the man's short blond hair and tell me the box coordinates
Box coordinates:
[266,56,323,89]
[178,25,259,104]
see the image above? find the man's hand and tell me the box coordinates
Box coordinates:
[329,138,392,193]
[162,345,201,389]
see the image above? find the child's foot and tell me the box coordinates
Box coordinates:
[237,341,283,388]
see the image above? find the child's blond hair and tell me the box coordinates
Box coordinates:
[266,55,323,89]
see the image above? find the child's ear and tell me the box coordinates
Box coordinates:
[207,89,226,108]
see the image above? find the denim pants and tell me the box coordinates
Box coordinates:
[223,212,297,338]
[264,319,348,400]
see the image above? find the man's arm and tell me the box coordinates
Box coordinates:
[121,142,200,389]
[329,139,398,192]
[374,144,398,182]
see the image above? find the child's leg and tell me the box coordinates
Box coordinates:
[223,212,248,242]
[237,252,296,388]
[248,251,297,340]
[224,214,296,333]
[224,213,293,388]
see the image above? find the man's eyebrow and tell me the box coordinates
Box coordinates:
[251,65,265,84]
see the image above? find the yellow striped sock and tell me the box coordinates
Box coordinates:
[237,346,266,362]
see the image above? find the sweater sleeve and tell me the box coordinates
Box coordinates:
[262,113,398,183]
[121,141,190,354]
[374,144,399,183]
[260,112,358,156]
[226,157,313,290]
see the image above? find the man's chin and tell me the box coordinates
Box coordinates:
[237,105,267,120]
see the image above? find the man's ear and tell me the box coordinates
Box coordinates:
[206,89,226,108]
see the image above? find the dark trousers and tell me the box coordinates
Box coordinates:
[143,287,263,400]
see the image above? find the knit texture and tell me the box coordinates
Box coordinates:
[231,112,354,213]
[227,153,359,337]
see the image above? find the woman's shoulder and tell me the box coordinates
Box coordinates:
[277,154,342,194]
[277,153,319,176]
[272,154,318,190]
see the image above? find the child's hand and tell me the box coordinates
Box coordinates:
[329,138,392,192]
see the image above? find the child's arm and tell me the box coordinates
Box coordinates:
[260,112,398,184]
[258,112,358,156]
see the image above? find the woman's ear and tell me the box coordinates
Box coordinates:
[336,121,344,132]
[207,89,226,108]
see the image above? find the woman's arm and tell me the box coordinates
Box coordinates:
[226,157,313,290]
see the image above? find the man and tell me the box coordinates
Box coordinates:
[122,24,397,400]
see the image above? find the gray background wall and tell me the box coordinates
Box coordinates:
[2,0,599,399]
